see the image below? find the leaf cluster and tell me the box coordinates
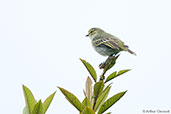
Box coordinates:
[23,85,56,114]
[22,56,131,114]
[58,57,130,114]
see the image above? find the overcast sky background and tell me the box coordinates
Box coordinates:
[0,0,171,114]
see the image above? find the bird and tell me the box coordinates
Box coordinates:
[86,27,136,56]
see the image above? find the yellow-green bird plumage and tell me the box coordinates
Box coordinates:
[86,27,136,56]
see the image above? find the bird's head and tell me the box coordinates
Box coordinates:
[86,27,104,39]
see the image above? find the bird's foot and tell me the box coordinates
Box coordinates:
[99,62,105,69]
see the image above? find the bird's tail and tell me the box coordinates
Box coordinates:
[127,48,136,56]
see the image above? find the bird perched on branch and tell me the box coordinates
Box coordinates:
[86,27,136,56]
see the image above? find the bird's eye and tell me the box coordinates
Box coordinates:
[90,30,94,33]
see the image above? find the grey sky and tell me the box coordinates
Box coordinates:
[0,0,171,113]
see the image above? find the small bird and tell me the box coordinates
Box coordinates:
[86,27,136,56]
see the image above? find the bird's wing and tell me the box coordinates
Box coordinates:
[103,37,121,50]
[93,37,125,50]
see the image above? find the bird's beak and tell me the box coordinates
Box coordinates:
[85,34,89,37]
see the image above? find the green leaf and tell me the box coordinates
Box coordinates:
[80,58,97,82]
[117,69,131,76]
[105,71,117,83]
[58,87,83,112]
[31,100,43,114]
[94,85,111,112]
[81,107,95,114]
[105,69,131,83]
[98,91,127,114]
[23,85,37,114]
[43,91,56,114]
[94,81,104,99]
[23,106,29,114]
[85,76,93,101]
[82,97,91,108]
[105,112,111,114]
